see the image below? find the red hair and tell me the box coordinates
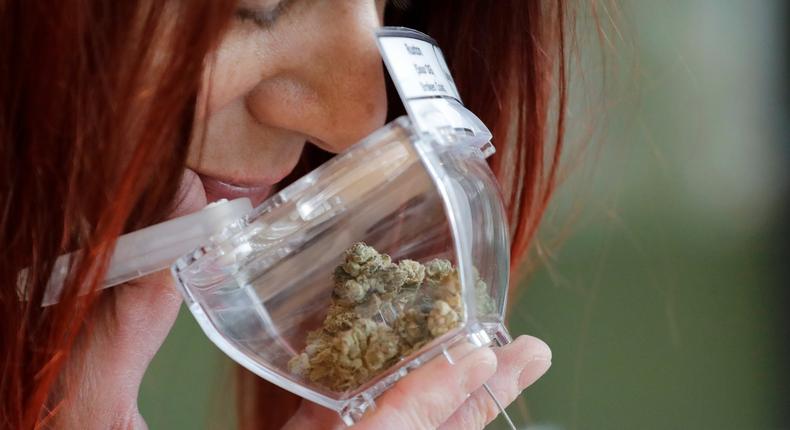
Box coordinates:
[0,0,568,428]
[0,1,235,427]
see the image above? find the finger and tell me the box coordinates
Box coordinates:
[437,335,552,430]
[282,400,345,430]
[354,343,498,430]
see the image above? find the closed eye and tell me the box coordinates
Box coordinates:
[235,0,296,30]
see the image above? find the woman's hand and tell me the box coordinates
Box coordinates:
[284,334,552,430]
[53,169,207,429]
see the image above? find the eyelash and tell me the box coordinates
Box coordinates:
[236,0,411,30]
[235,0,295,30]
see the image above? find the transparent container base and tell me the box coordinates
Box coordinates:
[338,323,512,426]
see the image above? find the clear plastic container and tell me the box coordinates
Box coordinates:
[172,114,511,424]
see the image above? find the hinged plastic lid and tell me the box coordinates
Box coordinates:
[35,198,252,306]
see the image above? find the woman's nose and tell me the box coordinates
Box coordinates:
[246,1,388,153]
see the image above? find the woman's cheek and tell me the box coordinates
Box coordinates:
[198,29,273,121]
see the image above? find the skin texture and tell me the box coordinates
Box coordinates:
[191,0,389,202]
[57,1,552,428]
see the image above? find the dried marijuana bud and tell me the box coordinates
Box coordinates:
[398,259,425,286]
[424,258,454,284]
[287,242,490,392]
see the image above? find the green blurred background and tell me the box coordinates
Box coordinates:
[139,1,789,428]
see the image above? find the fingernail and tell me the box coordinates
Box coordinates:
[518,358,552,389]
[520,335,552,360]
[515,336,552,389]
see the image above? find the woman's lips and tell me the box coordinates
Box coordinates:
[194,139,318,206]
[198,174,275,206]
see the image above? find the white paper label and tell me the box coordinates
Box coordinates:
[377,35,461,103]
[376,28,494,155]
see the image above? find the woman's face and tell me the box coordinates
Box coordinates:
[189,0,389,204]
